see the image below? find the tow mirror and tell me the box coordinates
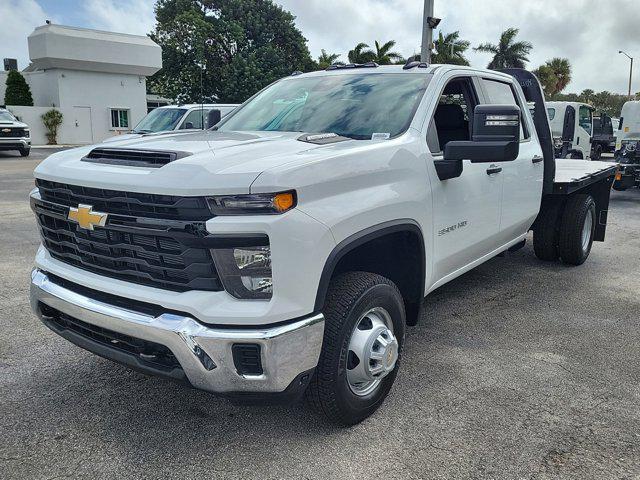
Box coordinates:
[436,105,520,180]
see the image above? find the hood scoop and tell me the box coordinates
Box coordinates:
[297,133,351,145]
[82,147,191,168]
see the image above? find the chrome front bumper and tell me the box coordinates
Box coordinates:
[30,270,325,395]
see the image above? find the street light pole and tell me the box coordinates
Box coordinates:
[619,50,634,101]
[421,0,434,63]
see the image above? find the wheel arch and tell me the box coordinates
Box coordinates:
[314,220,426,326]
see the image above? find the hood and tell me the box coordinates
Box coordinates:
[0,120,28,128]
[34,130,355,195]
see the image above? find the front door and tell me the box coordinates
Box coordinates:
[69,106,93,144]
[426,75,503,285]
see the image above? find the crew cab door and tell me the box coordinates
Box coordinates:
[577,105,594,158]
[478,77,543,242]
[425,75,503,284]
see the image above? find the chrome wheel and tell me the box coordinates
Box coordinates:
[581,209,593,252]
[346,307,398,396]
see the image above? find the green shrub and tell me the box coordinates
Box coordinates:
[41,109,64,145]
[4,70,34,106]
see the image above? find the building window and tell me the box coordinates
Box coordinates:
[110,109,130,129]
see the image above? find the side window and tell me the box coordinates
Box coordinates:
[428,77,476,154]
[481,79,529,140]
[180,109,205,129]
[547,108,556,121]
[579,106,592,134]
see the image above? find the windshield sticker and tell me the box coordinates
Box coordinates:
[371,133,391,141]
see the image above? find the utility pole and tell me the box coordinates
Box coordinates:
[619,50,634,101]
[421,0,434,63]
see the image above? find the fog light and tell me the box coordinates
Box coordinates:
[211,245,272,299]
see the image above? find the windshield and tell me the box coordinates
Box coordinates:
[0,110,16,122]
[133,108,187,133]
[218,73,430,139]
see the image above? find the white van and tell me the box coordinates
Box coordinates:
[103,104,238,143]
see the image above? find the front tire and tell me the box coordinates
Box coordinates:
[558,194,596,265]
[306,272,406,425]
[19,147,30,157]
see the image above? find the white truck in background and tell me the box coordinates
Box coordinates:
[103,103,238,143]
[614,100,640,190]
[546,101,594,159]
[29,65,617,425]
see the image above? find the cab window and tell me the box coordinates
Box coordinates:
[481,78,529,140]
[579,106,593,134]
[427,77,477,154]
[547,108,556,121]
[180,109,206,129]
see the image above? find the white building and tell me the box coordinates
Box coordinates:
[0,24,162,145]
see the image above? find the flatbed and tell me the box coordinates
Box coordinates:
[552,160,618,194]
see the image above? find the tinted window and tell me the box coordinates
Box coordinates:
[547,108,556,121]
[219,74,430,140]
[481,79,529,139]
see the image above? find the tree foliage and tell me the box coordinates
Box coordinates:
[475,28,532,69]
[553,90,629,117]
[4,70,33,106]
[317,49,342,69]
[41,109,63,145]
[148,0,315,103]
[347,43,375,64]
[533,58,572,98]
[432,31,470,66]
[371,40,403,65]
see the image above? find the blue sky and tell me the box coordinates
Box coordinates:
[2,0,639,94]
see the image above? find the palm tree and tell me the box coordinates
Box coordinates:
[546,58,572,96]
[432,31,470,66]
[475,28,533,69]
[317,49,343,69]
[348,42,375,64]
[371,40,403,65]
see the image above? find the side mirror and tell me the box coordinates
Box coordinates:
[185,121,194,129]
[207,109,222,128]
[436,105,521,180]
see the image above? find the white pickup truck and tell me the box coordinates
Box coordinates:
[29,64,616,425]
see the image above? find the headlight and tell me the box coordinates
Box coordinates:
[24,129,30,137]
[622,140,638,152]
[211,245,272,299]
[207,191,296,215]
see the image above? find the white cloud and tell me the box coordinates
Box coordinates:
[277,0,640,94]
[0,0,56,71]
[82,0,155,36]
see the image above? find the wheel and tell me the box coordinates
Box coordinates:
[591,144,602,161]
[305,271,406,425]
[533,202,561,261]
[558,194,596,266]
[19,147,30,157]
[570,151,583,159]
[613,185,627,192]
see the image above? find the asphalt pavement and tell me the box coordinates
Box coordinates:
[1,149,639,479]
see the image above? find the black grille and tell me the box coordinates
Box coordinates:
[0,127,26,137]
[35,211,221,292]
[41,304,181,371]
[82,147,186,168]
[36,179,212,221]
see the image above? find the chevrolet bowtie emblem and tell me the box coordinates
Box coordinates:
[68,204,108,230]
[1,128,10,133]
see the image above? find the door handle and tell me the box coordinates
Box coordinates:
[532,155,544,163]
[486,165,502,175]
